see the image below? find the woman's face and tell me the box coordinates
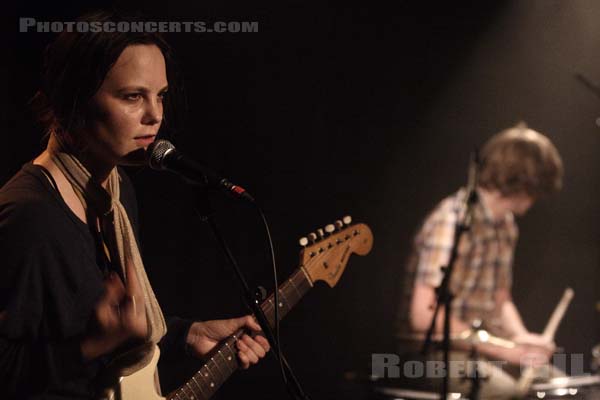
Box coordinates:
[83,44,168,167]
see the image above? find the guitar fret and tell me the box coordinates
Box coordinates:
[297,268,312,290]
[174,388,184,400]
[224,341,237,364]
[264,298,275,323]
[202,363,217,390]
[217,350,233,373]
[288,277,302,300]
[298,266,314,288]
[178,383,191,400]
[181,383,190,399]
[290,277,303,305]
[185,381,198,399]
[210,356,224,382]
[278,288,290,312]
[294,269,306,285]
[281,280,297,306]
[195,369,211,394]
[277,283,288,308]
[300,274,312,293]
[191,375,207,398]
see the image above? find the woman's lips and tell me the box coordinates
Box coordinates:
[134,135,156,145]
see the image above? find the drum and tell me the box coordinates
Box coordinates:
[528,375,600,399]
[373,386,465,400]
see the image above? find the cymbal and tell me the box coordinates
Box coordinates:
[401,330,516,349]
[531,375,600,391]
[452,329,516,349]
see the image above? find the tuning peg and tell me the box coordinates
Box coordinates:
[342,215,352,225]
[317,228,325,239]
[308,232,318,243]
[335,220,344,230]
[299,237,308,247]
[324,224,335,234]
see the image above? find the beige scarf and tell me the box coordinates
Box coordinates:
[47,134,166,374]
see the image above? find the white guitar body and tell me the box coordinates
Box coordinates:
[101,345,164,400]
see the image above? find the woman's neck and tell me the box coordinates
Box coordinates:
[77,152,114,189]
[47,133,114,189]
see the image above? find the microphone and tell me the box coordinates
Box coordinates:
[147,139,255,203]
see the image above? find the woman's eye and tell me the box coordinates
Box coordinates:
[158,91,168,100]
[124,93,142,101]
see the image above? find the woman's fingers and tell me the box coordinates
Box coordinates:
[95,272,124,330]
[237,338,258,368]
[124,259,143,300]
[104,271,126,302]
[236,334,268,369]
[226,315,271,368]
[95,265,147,339]
[120,261,147,338]
[238,351,251,370]
[255,335,270,353]
[242,315,262,332]
[243,334,267,358]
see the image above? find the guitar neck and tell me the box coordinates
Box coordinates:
[168,268,313,400]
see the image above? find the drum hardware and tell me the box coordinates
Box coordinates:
[517,288,574,396]
[527,375,600,399]
[373,386,465,400]
[590,344,600,373]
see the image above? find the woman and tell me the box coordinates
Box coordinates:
[0,10,269,399]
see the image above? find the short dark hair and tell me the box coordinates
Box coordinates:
[31,9,182,142]
[478,123,564,198]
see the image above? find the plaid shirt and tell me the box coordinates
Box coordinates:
[397,189,518,339]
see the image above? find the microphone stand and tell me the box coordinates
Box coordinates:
[459,320,488,400]
[466,344,482,400]
[421,153,479,400]
[192,189,310,400]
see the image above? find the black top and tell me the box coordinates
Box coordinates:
[0,163,192,399]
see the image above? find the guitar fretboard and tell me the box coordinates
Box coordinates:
[167,267,313,400]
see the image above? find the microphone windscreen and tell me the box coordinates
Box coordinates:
[148,139,176,170]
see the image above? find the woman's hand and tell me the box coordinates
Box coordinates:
[81,260,147,360]
[186,316,270,369]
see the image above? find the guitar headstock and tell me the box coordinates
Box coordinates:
[299,216,373,287]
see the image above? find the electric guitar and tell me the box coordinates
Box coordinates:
[99,217,373,400]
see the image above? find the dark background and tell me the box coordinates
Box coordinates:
[4,1,600,399]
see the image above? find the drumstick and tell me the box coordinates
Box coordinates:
[516,287,574,395]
